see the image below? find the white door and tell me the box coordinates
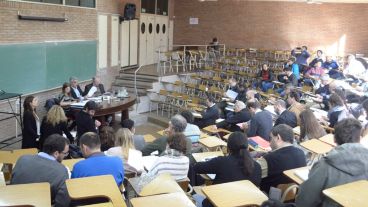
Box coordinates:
[154,16,169,62]
[111,15,119,67]
[139,15,148,66]
[120,21,130,67]
[129,19,138,66]
[98,14,108,69]
[169,20,174,51]
[146,15,155,65]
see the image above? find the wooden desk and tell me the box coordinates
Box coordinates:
[83,202,114,207]
[192,151,224,163]
[323,180,368,207]
[293,126,301,136]
[143,134,157,143]
[300,139,334,154]
[94,95,136,121]
[199,136,227,150]
[130,192,195,207]
[66,175,126,207]
[200,132,209,139]
[202,180,268,207]
[156,130,165,137]
[318,134,336,147]
[283,166,311,185]
[202,125,231,135]
[62,158,84,171]
[0,182,51,207]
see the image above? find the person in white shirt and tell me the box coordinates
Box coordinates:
[344,54,366,78]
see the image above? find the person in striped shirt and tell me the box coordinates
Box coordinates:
[148,133,190,180]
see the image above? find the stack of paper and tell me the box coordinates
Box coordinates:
[70,100,88,108]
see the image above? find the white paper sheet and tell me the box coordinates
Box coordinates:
[294,168,309,181]
[226,89,238,100]
[128,149,144,171]
[142,155,159,171]
[87,86,97,97]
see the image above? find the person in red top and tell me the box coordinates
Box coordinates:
[257,64,274,92]
[304,60,325,86]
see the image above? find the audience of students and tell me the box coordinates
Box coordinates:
[257,124,306,193]
[243,101,273,141]
[22,95,40,149]
[147,133,190,180]
[40,105,74,149]
[121,119,146,151]
[296,118,368,207]
[72,132,124,186]
[274,100,297,128]
[12,134,70,207]
[193,132,261,207]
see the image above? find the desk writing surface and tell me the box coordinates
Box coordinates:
[300,139,333,154]
[323,180,368,207]
[143,134,156,143]
[199,136,227,149]
[318,134,336,147]
[283,166,311,185]
[202,180,268,207]
[192,151,224,162]
[0,182,51,207]
[293,126,301,136]
[62,158,84,171]
[130,192,195,207]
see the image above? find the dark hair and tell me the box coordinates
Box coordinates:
[334,118,362,145]
[317,50,323,54]
[80,132,101,149]
[288,57,296,63]
[83,100,97,111]
[289,91,300,102]
[43,134,70,155]
[228,132,254,176]
[329,93,344,108]
[247,100,261,110]
[121,119,135,130]
[62,82,70,94]
[299,109,326,141]
[23,95,35,112]
[261,199,294,207]
[212,37,217,42]
[284,67,292,72]
[333,88,346,106]
[271,124,294,143]
[180,110,194,124]
[302,46,308,50]
[206,95,216,104]
[167,133,187,154]
[99,126,115,150]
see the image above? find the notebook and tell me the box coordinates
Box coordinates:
[249,136,271,151]
[226,89,238,100]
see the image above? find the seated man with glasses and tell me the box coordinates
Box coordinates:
[11,134,71,207]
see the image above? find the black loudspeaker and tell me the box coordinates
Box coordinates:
[124,3,136,20]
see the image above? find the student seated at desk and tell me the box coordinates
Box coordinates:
[99,126,115,151]
[308,49,324,68]
[180,110,201,144]
[298,109,326,142]
[58,82,77,107]
[274,100,297,128]
[84,76,105,97]
[146,133,190,180]
[276,67,298,96]
[193,132,261,207]
[327,93,350,128]
[195,95,220,129]
[76,101,101,141]
[12,134,70,207]
[105,128,140,174]
[72,132,124,186]
[40,105,74,149]
[296,119,368,207]
[363,100,368,137]
[141,114,192,156]
[241,101,273,141]
[69,76,84,100]
[287,91,305,125]
[344,54,366,80]
[257,124,306,193]
[315,74,333,110]
[216,101,251,132]
[257,64,275,92]
[304,60,325,86]
[121,119,146,151]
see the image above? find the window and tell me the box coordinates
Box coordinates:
[156,24,160,34]
[162,24,166,34]
[21,0,95,8]
[149,23,153,34]
[141,0,168,16]
[141,23,146,34]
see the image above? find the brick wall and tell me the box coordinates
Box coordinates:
[173,0,368,56]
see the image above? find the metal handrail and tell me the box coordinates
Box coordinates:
[134,64,143,107]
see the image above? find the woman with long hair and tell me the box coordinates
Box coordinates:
[22,95,40,149]
[328,93,346,127]
[299,109,326,142]
[105,128,138,173]
[40,105,74,149]
[193,131,261,207]
[58,82,76,107]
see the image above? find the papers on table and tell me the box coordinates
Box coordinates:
[192,112,202,118]
[227,102,235,106]
[225,106,234,112]
[226,89,238,100]
[215,118,225,123]
[142,155,159,171]
[264,105,277,116]
[70,100,89,108]
[294,168,310,182]
[128,149,144,171]
[87,86,97,97]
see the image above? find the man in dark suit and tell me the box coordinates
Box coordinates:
[274,99,297,128]
[197,95,220,129]
[69,76,84,100]
[11,134,71,207]
[216,101,251,131]
[84,76,105,97]
[242,100,273,141]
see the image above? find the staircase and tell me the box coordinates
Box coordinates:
[112,68,159,97]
